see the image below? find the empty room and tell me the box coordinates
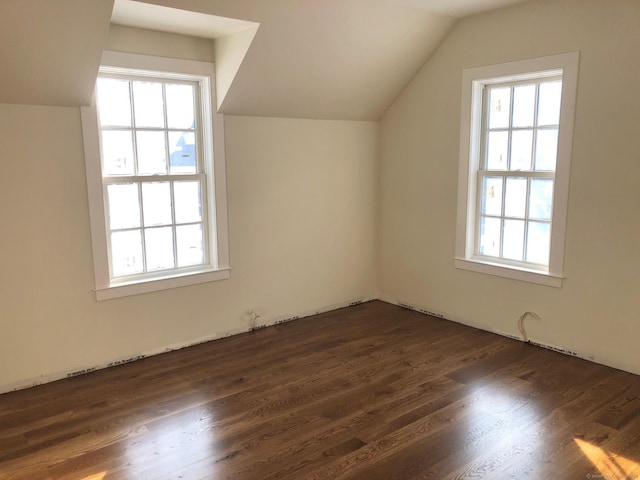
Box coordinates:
[1,0,639,478]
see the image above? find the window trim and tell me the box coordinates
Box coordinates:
[81,51,230,300]
[455,52,580,287]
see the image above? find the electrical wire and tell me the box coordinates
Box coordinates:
[517,311,541,343]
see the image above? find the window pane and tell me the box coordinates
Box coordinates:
[481,177,503,216]
[169,131,197,174]
[512,84,535,128]
[166,84,195,129]
[136,131,167,175]
[177,224,204,267]
[503,219,525,261]
[174,181,202,224]
[488,87,511,129]
[142,182,172,226]
[486,131,508,170]
[510,130,533,171]
[504,177,527,218]
[107,183,140,230]
[111,230,144,276]
[526,221,550,265]
[537,81,562,126]
[529,179,553,220]
[534,129,558,171]
[101,130,135,176]
[145,227,175,271]
[97,78,131,127]
[479,216,500,257]
[132,81,164,128]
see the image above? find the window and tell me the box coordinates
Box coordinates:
[455,52,579,287]
[82,52,229,300]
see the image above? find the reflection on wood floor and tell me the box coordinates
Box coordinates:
[1,301,639,479]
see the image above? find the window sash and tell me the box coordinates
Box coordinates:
[95,72,211,284]
[480,78,561,172]
[96,74,202,177]
[473,172,553,270]
[472,77,561,269]
[103,175,210,282]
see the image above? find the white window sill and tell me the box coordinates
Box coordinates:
[454,258,563,288]
[95,267,231,301]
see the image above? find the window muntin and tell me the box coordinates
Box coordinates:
[96,74,209,283]
[475,78,561,270]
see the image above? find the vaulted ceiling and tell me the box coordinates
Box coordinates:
[0,0,114,107]
[0,0,530,120]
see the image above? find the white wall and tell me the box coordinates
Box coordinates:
[378,0,640,374]
[107,24,215,62]
[0,108,377,393]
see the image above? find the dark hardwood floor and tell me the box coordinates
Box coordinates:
[1,301,639,479]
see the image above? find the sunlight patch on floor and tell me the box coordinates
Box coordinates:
[575,438,640,478]
[81,472,107,480]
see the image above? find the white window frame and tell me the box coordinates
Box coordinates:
[455,52,579,287]
[82,51,230,300]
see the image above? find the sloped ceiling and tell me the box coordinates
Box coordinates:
[387,0,529,17]
[0,0,114,107]
[128,0,459,120]
[110,0,260,113]
[218,0,454,120]
[0,0,530,119]
[111,0,257,38]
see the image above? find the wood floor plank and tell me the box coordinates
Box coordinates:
[1,301,639,480]
[594,378,640,430]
